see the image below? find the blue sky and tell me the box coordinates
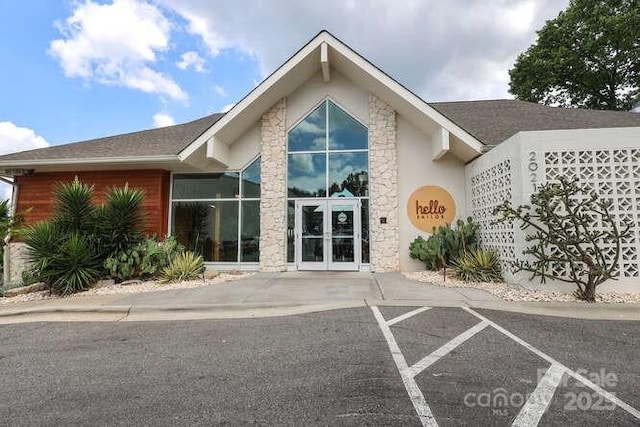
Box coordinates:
[0,0,569,163]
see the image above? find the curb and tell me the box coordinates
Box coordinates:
[1,300,639,324]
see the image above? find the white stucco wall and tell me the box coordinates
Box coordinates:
[466,127,640,292]
[227,121,261,170]
[397,116,468,271]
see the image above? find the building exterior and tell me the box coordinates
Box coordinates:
[1,32,639,290]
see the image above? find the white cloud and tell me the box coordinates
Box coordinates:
[50,0,188,101]
[0,122,49,154]
[161,0,569,101]
[177,51,207,72]
[0,122,49,201]
[221,103,235,113]
[153,113,176,127]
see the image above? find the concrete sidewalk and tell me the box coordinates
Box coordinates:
[1,272,638,323]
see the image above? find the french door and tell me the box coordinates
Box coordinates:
[295,199,361,271]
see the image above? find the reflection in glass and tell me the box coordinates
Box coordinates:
[301,204,324,262]
[301,204,324,236]
[173,173,239,199]
[287,153,327,197]
[241,200,260,262]
[331,205,354,236]
[329,152,368,197]
[331,204,355,263]
[332,238,354,262]
[288,102,326,152]
[242,157,261,198]
[302,238,324,262]
[328,101,368,150]
[172,201,239,262]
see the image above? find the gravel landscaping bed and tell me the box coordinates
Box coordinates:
[404,271,640,303]
[0,272,254,305]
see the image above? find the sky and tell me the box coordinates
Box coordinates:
[0,0,571,191]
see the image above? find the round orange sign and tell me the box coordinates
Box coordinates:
[407,185,456,233]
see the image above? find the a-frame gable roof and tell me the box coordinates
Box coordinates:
[178,30,486,163]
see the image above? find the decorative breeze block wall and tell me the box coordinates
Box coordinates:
[468,159,517,271]
[543,148,640,278]
[466,129,640,289]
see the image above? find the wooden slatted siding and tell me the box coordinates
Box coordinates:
[15,170,171,237]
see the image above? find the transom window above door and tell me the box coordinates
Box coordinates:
[287,100,369,198]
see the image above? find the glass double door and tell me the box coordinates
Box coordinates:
[295,199,361,271]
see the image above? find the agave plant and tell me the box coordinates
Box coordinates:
[158,251,204,284]
[452,249,503,283]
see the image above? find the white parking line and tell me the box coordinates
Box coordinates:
[387,307,432,326]
[464,307,640,421]
[409,321,489,378]
[512,363,566,427]
[371,306,438,426]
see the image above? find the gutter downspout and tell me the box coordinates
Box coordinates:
[2,177,17,285]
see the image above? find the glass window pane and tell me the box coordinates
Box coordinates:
[361,199,370,263]
[287,153,327,197]
[173,173,239,199]
[328,101,367,150]
[288,102,326,152]
[242,157,261,198]
[171,201,238,262]
[241,200,260,262]
[328,152,368,197]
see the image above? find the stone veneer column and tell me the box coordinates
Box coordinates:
[259,98,287,271]
[369,94,400,271]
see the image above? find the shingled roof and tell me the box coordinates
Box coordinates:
[1,99,640,165]
[430,99,640,146]
[0,113,224,162]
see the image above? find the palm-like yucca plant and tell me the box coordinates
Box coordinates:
[43,233,101,295]
[158,251,204,283]
[53,177,97,234]
[20,221,60,274]
[100,184,146,255]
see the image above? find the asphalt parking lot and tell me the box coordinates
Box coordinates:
[1,307,638,425]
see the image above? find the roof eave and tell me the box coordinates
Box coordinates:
[0,155,180,176]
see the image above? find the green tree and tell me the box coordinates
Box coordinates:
[509,0,640,111]
[493,178,631,301]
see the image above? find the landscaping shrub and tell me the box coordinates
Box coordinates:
[40,233,101,295]
[493,177,630,301]
[158,251,204,283]
[409,217,479,272]
[97,184,146,256]
[452,249,502,282]
[20,177,148,295]
[104,236,183,282]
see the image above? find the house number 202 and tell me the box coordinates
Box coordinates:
[528,151,539,190]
